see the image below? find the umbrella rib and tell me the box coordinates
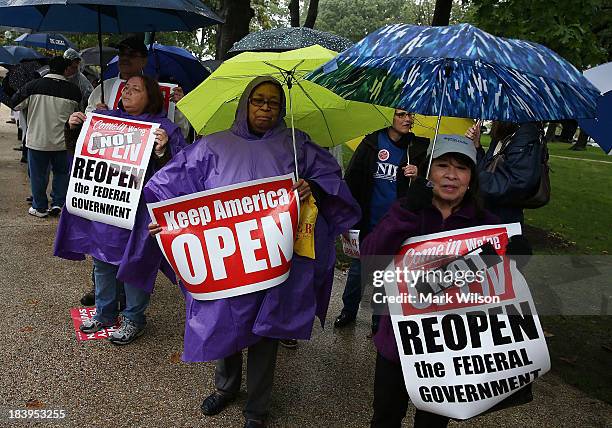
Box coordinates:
[293,79,336,146]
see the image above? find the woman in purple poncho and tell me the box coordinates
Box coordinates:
[136,76,360,427]
[54,75,187,345]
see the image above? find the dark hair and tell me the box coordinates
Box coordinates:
[420,152,485,217]
[49,56,69,75]
[490,121,519,142]
[127,75,164,115]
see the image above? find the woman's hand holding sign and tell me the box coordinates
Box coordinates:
[148,222,162,237]
[68,112,87,129]
[293,178,311,202]
[153,129,169,157]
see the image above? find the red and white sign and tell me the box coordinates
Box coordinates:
[70,307,119,341]
[341,229,360,258]
[148,175,299,300]
[66,113,158,229]
[378,149,390,161]
[109,80,177,119]
[381,224,550,419]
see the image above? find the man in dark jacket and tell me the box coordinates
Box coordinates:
[334,110,430,330]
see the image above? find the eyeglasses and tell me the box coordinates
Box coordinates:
[249,97,281,110]
[394,112,415,119]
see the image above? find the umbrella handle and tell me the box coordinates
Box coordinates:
[97,6,105,104]
[425,64,452,179]
[287,78,299,182]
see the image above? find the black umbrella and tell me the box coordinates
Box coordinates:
[80,46,118,66]
[229,27,353,54]
[3,59,47,96]
[0,0,223,102]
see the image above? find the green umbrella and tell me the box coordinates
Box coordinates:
[177,45,394,149]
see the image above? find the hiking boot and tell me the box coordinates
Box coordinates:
[80,318,114,334]
[28,207,48,218]
[108,317,145,346]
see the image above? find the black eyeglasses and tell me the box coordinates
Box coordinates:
[249,97,281,110]
[394,112,414,119]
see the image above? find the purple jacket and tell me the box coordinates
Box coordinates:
[53,109,187,265]
[361,199,499,364]
[118,76,361,362]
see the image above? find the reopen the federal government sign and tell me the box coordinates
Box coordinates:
[66,113,158,229]
[378,223,550,419]
[148,174,299,300]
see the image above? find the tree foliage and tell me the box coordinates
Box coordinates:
[470,0,610,69]
[315,0,468,42]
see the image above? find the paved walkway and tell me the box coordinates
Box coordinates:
[0,105,611,427]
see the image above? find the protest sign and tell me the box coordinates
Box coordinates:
[109,80,177,119]
[379,223,550,419]
[65,113,158,229]
[341,229,360,258]
[70,307,118,341]
[148,174,299,300]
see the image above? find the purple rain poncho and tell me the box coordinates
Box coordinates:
[53,109,187,266]
[118,76,361,362]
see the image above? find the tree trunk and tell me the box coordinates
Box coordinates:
[431,0,453,26]
[215,0,254,60]
[304,0,320,28]
[289,0,300,27]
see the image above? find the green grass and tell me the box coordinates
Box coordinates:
[525,153,612,254]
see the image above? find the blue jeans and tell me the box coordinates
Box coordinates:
[341,258,381,332]
[27,149,68,211]
[341,258,363,316]
[92,258,150,327]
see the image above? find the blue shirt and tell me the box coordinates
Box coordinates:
[369,131,404,230]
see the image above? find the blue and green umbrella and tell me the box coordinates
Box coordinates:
[307,23,599,123]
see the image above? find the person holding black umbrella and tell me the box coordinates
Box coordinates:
[85,36,190,137]
[85,36,149,112]
[2,56,80,217]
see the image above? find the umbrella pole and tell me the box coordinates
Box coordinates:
[97,6,105,104]
[287,77,299,181]
[425,65,452,179]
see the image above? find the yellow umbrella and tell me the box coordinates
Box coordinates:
[345,114,474,151]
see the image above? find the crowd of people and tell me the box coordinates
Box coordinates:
[0,35,548,428]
